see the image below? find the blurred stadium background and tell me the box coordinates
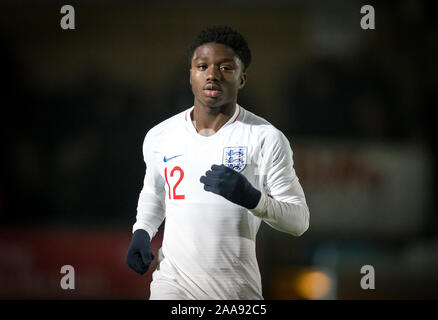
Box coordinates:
[1,0,437,299]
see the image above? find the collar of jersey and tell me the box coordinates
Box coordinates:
[184,104,242,139]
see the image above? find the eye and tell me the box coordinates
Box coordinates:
[197,64,207,70]
[220,65,233,71]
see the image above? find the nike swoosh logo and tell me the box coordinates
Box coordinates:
[163,154,183,162]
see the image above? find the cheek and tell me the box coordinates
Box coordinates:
[226,76,242,93]
[229,72,242,85]
[190,72,202,89]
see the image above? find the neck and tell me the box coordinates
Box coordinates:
[191,100,236,136]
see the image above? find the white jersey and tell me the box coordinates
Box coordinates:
[133,104,309,300]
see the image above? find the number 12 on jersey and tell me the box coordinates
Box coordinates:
[164,166,185,200]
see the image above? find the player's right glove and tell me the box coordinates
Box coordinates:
[126,229,154,275]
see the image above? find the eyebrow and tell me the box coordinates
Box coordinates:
[193,57,236,63]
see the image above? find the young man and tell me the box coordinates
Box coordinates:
[126,25,310,300]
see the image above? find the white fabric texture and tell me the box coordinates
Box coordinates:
[133,104,309,299]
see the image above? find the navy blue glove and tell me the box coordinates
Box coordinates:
[200,164,261,209]
[126,229,154,275]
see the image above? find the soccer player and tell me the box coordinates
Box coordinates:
[126,25,310,300]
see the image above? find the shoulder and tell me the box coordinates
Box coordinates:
[143,107,189,145]
[240,107,290,148]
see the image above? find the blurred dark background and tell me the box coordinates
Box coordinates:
[1,0,437,299]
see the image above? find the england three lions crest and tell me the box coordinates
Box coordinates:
[223,146,247,173]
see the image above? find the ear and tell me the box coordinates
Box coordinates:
[239,72,247,89]
[189,67,192,85]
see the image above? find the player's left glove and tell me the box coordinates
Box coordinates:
[200,164,261,209]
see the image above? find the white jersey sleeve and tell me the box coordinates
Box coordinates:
[132,130,166,238]
[250,129,309,236]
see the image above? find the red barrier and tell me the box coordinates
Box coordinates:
[0,227,163,299]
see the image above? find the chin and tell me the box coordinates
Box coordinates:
[196,96,231,109]
[202,98,222,109]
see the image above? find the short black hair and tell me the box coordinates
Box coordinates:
[188,25,252,71]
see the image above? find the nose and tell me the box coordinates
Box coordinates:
[206,65,221,81]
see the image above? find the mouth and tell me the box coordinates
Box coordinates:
[203,89,222,97]
[203,83,222,97]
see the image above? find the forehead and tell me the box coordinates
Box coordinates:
[192,42,239,63]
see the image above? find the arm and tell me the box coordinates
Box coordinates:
[132,131,166,238]
[126,130,166,275]
[200,129,309,237]
[250,179,309,236]
[251,130,309,236]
